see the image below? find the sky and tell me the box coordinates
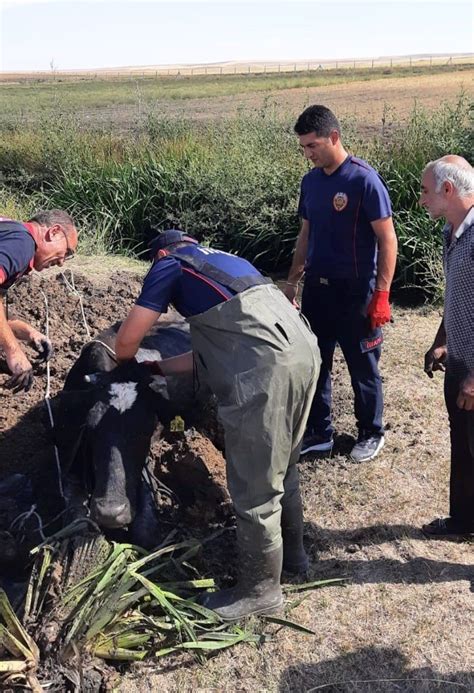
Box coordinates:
[0,0,473,72]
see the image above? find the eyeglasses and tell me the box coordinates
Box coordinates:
[59,226,75,260]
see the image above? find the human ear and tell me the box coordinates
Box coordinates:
[45,224,62,242]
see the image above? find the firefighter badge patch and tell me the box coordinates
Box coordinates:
[333,192,348,211]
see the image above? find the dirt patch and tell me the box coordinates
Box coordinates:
[1,259,473,692]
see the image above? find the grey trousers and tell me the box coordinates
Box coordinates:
[188,284,320,552]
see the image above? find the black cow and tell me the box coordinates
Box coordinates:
[54,319,206,534]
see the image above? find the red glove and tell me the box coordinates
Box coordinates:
[367,290,391,330]
[142,360,164,376]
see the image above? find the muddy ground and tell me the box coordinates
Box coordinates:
[0,262,231,551]
[1,257,473,692]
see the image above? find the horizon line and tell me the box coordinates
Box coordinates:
[1,52,473,74]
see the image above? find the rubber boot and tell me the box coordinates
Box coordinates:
[281,469,310,574]
[201,544,284,621]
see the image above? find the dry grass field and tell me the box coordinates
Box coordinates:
[79,69,474,133]
[149,69,474,124]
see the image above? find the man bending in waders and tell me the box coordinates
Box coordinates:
[115,230,321,620]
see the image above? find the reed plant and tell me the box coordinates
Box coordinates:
[0,96,471,300]
[0,527,340,688]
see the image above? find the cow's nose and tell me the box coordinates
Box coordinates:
[91,497,133,528]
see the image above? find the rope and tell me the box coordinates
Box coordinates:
[87,339,117,360]
[60,268,91,340]
[40,289,65,501]
[9,504,46,542]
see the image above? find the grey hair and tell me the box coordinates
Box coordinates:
[28,209,76,232]
[423,160,474,197]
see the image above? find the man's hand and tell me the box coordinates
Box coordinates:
[456,373,474,410]
[28,331,53,362]
[424,344,447,378]
[4,348,34,393]
[282,282,300,309]
[367,290,391,330]
[282,282,298,303]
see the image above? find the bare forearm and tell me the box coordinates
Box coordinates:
[159,351,194,376]
[287,220,309,283]
[116,305,162,363]
[115,334,141,363]
[432,318,447,347]
[376,234,397,291]
[0,303,21,356]
[8,319,35,341]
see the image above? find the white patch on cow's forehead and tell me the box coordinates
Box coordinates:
[108,382,138,413]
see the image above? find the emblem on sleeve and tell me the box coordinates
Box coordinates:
[333,192,348,211]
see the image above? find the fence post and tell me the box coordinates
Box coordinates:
[220,66,222,75]
[294,63,296,72]
[371,59,374,69]
[336,62,338,69]
[278,64,281,72]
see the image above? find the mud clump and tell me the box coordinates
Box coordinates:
[152,428,232,526]
[0,266,230,536]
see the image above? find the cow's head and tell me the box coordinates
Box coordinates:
[54,354,174,530]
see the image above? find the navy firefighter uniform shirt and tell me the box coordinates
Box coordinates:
[298,155,392,280]
[0,219,36,292]
[136,243,264,317]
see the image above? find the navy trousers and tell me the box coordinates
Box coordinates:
[301,277,384,440]
[445,376,474,528]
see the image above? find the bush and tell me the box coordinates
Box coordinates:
[0,97,472,300]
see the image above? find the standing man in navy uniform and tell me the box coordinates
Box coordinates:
[0,209,78,392]
[284,105,397,462]
[115,230,320,620]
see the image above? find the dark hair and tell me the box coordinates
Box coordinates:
[294,105,341,137]
[28,209,76,233]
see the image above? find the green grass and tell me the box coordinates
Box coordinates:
[0,91,472,301]
[1,63,472,116]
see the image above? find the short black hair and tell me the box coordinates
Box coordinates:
[28,209,76,232]
[294,105,341,137]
